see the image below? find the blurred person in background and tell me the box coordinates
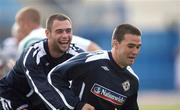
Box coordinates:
[47,24,142,110]
[1,7,43,70]
[0,53,8,79]
[0,13,94,110]
[1,23,25,71]
[16,6,46,55]
[2,23,19,60]
[16,6,101,56]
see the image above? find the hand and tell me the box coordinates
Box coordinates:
[7,59,16,69]
[81,103,95,110]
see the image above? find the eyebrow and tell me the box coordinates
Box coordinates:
[55,28,72,32]
[128,42,141,45]
[128,43,142,47]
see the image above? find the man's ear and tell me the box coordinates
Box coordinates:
[112,39,119,48]
[45,29,49,38]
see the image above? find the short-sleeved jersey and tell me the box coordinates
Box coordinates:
[0,38,83,109]
[48,51,139,110]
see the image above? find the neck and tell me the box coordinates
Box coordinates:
[50,50,64,58]
[48,41,64,58]
[111,49,125,68]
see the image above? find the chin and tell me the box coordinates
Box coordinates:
[127,62,134,66]
[59,45,69,51]
[130,62,135,65]
[63,47,69,52]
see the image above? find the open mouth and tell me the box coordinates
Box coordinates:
[58,41,70,48]
[128,56,135,59]
[59,40,69,44]
[128,56,136,62]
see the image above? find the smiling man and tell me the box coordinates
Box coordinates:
[0,13,94,110]
[47,24,142,110]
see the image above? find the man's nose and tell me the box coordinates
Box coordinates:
[132,48,140,55]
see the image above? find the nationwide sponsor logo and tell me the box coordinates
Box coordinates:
[91,83,127,105]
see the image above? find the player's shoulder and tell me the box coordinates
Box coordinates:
[77,50,110,63]
[22,39,47,66]
[65,50,107,62]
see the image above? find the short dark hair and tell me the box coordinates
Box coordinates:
[112,24,141,42]
[46,13,72,31]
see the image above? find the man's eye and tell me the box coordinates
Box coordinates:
[128,45,134,48]
[136,46,141,49]
[65,28,72,33]
[57,28,72,33]
[58,29,64,33]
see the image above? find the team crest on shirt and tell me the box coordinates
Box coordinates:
[91,83,127,105]
[122,80,130,91]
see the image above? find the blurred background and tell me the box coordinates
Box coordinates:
[0,0,180,109]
